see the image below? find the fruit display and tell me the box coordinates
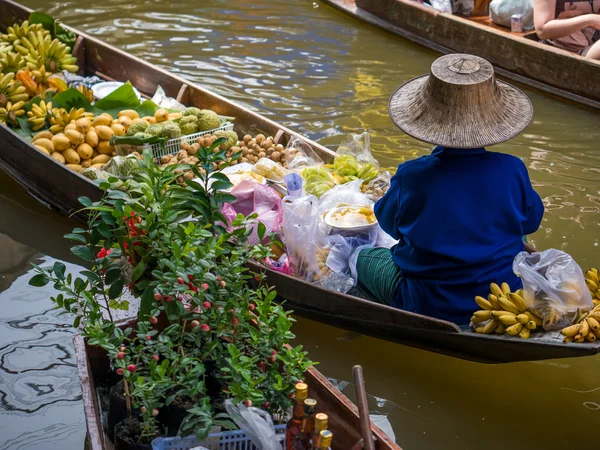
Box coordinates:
[302,166,336,198]
[584,267,600,307]
[470,283,542,339]
[252,157,287,182]
[227,133,285,165]
[158,148,200,186]
[560,302,600,343]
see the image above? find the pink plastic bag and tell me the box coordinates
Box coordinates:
[222,180,283,246]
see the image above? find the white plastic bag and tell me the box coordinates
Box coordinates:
[284,136,323,170]
[490,0,534,30]
[319,180,373,216]
[431,0,452,13]
[336,132,379,170]
[513,249,593,331]
[224,400,282,450]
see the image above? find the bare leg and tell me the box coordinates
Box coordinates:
[581,40,600,59]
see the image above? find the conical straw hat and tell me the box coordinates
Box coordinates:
[388,54,533,148]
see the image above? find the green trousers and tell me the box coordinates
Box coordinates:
[355,247,402,306]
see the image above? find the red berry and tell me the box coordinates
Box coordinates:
[289,392,295,398]
[187,274,194,281]
[165,296,173,303]
[217,275,223,282]
[255,275,261,281]
[117,352,125,360]
[120,346,126,352]
[146,335,152,340]
[249,304,256,311]
[203,301,211,309]
[232,318,239,325]
[201,283,209,291]
[219,280,227,288]
[127,364,136,372]
[140,406,147,414]
[177,295,183,302]
[152,408,159,417]
[116,368,124,376]
[200,324,211,332]
[177,277,185,285]
[150,316,158,324]
[191,320,200,327]
[272,350,278,355]
[190,285,198,293]
[244,399,252,407]
[263,402,270,409]
[152,354,159,362]
[154,293,163,301]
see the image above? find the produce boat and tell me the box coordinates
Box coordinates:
[74,320,400,450]
[2,0,599,364]
[319,0,600,110]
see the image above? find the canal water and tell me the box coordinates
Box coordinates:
[1,0,600,448]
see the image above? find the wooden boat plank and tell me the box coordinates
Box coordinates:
[320,0,600,110]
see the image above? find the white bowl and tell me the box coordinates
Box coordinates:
[91,82,142,101]
[324,205,378,231]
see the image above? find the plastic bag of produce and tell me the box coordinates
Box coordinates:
[221,181,283,246]
[103,155,140,178]
[284,136,323,170]
[319,180,373,216]
[224,400,283,450]
[362,171,391,202]
[513,249,593,331]
[282,194,327,282]
[264,254,292,275]
[151,85,185,111]
[302,166,336,198]
[336,132,379,170]
[252,157,287,182]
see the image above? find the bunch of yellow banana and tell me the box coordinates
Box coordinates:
[561,303,600,343]
[27,100,52,131]
[49,107,93,134]
[0,100,25,127]
[471,282,542,339]
[0,51,25,74]
[584,268,600,307]
[24,37,78,74]
[0,72,29,107]
[1,21,46,46]
[76,85,94,103]
[13,29,51,56]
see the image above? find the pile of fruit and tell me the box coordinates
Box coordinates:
[584,267,600,307]
[0,20,78,126]
[227,133,286,166]
[559,267,600,343]
[471,283,542,339]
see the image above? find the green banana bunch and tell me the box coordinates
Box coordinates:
[27,100,52,131]
[333,154,359,177]
[357,163,379,182]
[25,38,78,73]
[0,100,25,127]
[0,51,25,74]
[0,72,29,107]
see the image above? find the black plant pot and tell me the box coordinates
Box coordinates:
[114,420,154,450]
[108,380,140,441]
[166,399,193,436]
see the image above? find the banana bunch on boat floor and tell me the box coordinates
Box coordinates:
[584,268,600,307]
[561,303,600,343]
[471,283,542,339]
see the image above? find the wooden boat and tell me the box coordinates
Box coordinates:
[319,0,600,110]
[1,0,600,364]
[74,320,400,450]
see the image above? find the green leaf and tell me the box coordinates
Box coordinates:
[71,245,93,261]
[29,12,55,35]
[131,257,148,282]
[52,88,94,112]
[210,181,233,192]
[73,315,82,328]
[92,82,139,116]
[64,233,87,243]
[138,285,154,322]
[53,262,67,280]
[78,197,93,208]
[29,274,49,287]
[104,267,122,285]
[80,270,101,283]
[108,279,124,299]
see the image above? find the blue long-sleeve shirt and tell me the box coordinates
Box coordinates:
[374,147,544,325]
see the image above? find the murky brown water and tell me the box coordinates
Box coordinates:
[2,0,600,448]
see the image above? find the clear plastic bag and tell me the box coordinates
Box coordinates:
[224,400,282,450]
[362,171,391,202]
[252,157,287,182]
[513,249,593,331]
[490,0,534,30]
[430,0,453,13]
[336,132,379,170]
[151,85,186,111]
[284,136,324,170]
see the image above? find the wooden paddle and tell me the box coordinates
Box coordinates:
[352,365,376,450]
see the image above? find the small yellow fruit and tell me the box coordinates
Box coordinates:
[95,125,114,141]
[499,315,518,326]
[526,320,537,330]
[586,332,597,342]
[66,163,83,172]
[519,327,531,339]
[33,138,54,153]
[82,160,91,168]
[509,293,527,313]
[574,334,585,343]
[490,283,503,298]
[474,296,493,310]
[32,131,53,142]
[487,294,500,310]
[52,134,71,151]
[92,114,112,127]
[118,115,133,129]
[473,310,493,321]
[498,296,520,315]
[111,123,126,136]
[505,323,523,336]
[587,317,600,332]
[76,143,94,160]
[168,112,182,120]
[85,130,99,147]
[34,145,50,155]
[65,129,84,146]
[118,109,140,120]
[76,118,92,133]
[154,108,169,123]
[501,282,511,296]
[580,319,590,337]
[525,310,543,326]
[91,154,111,165]
[65,123,77,132]
[97,140,114,155]
[63,148,81,165]
[50,152,66,164]
[482,319,497,334]
[516,314,529,325]
[495,323,506,334]
[91,163,107,169]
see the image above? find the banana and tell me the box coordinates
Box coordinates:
[495,323,506,334]
[592,268,598,276]
[26,99,52,131]
[586,332,597,342]
[490,283,503,298]
[561,323,581,337]
[575,334,585,343]
[498,296,520,315]
[0,51,25,73]
[0,73,29,107]
[499,315,518,326]
[491,310,516,319]
[516,314,530,325]
[580,318,589,337]
[586,270,599,284]
[519,327,531,339]
[475,296,493,310]
[509,293,527,313]
[505,323,523,336]
[586,279,599,292]
[563,336,574,343]
[516,289,523,298]
[488,294,501,310]
[526,320,537,330]
[587,317,600,332]
[588,312,600,322]
[0,100,25,126]
[473,310,494,321]
[482,318,498,334]
[525,311,543,326]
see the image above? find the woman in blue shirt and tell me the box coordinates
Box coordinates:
[356,54,544,325]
